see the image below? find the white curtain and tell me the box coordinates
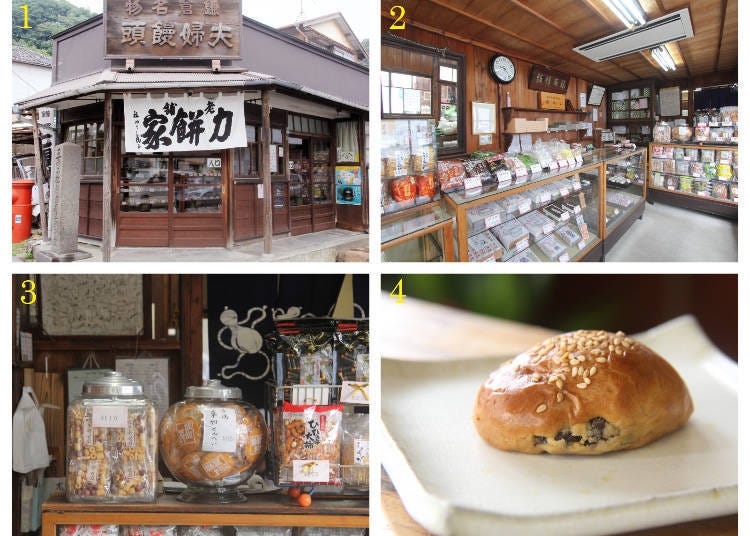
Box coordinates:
[336,121,359,163]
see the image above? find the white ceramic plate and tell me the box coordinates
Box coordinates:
[381,316,737,535]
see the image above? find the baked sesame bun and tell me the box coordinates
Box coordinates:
[473,330,693,455]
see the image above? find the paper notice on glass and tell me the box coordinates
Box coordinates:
[201,407,237,452]
[585,123,593,137]
[269,145,278,173]
[116,357,170,419]
[20,332,33,362]
[403,89,421,115]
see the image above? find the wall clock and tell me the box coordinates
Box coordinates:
[490,54,515,84]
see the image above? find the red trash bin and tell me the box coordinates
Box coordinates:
[12,180,35,243]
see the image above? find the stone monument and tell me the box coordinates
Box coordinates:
[34,142,92,261]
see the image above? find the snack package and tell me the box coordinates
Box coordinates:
[717,164,733,180]
[517,210,555,240]
[121,528,178,536]
[673,147,685,160]
[693,179,709,196]
[665,176,677,190]
[59,527,119,536]
[536,235,567,261]
[276,319,336,387]
[694,125,711,142]
[703,162,718,179]
[177,528,227,536]
[468,230,504,262]
[684,148,699,161]
[651,159,664,173]
[701,149,715,163]
[607,192,635,208]
[503,156,528,179]
[675,160,690,175]
[652,123,671,143]
[466,202,504,234]
[235,529,294,536]
[341,411,369,488]
[651,172,664,188]
[662,159,676,174]
[490,218,530,251]
[334,320,369,384]
[508,248,542,263]
[389,176,417,203]
[718,150,734,165]
[652,145,664,158]
[690,162,704,178]
[556,225,580,247]
[437,160,466,192]
[382,149,410,177]
[712,183,728,200]
[679,176,693,193]
[278,403,342,485]
[411,144,434,172]
[729,184,738,202]
[662,146,675,159]
[415,173,437,199]
[463,158,488,177]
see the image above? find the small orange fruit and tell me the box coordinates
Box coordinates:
[298,493,312,507]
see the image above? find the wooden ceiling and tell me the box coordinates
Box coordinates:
[381,0,737,85]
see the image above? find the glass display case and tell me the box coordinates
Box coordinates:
[381,205,454,262]
[648,142,738,218]
[604,148,646,235]
[120,156,169,212]
[173,156,223,213]
[381,118,439,215]
[312,139,332,204]
[443,158,604,262]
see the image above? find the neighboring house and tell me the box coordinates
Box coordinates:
[277,12,367,65]
[13,45,53,103]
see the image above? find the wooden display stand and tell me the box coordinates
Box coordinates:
[41,494,369,535]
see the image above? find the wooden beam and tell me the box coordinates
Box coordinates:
[101,93,113,262]
[501,0,577,40]
[179,275,204,391]
[714,0,728,73]
[30,109,49,241]
[420,0,623,85]
[261,89,272,254]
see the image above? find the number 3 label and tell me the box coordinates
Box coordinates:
[21,279,36,305]
[390,5,406,30]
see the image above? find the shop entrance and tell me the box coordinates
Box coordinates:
[118,151,226,247]
[288,136,334,235]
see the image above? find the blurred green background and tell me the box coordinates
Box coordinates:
[381,274,737,360]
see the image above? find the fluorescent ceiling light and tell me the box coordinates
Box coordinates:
[604,0,646,28]
[651,45,676,71]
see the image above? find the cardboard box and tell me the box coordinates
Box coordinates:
[505,117,526,133]
[538,91,566,110]
[525,118,549,132]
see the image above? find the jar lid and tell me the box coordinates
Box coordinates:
[185,379,241,400]
[82,371,143,396]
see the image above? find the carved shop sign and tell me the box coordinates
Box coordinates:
[528,65,571,95]
[105,0,242,59]
[123,93,247,153]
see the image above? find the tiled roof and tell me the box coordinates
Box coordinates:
[12,45,52,67]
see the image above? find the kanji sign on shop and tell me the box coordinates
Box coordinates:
[105,0,242,59]
[123,93,247,153]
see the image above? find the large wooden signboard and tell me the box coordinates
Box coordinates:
[528,65,570,94]
[104,0,242,59]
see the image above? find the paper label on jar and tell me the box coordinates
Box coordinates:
[559,253,570,263]
[464,176,482,190]
[201,408,237,453]
[485,213,502,228]
[92,406,128,428]
[518,201,532,214]
[354,439,369,465]
[578,239,587,251]
[85,461,99,483]
[126,420,137,448]
[292,459,330,483]
[515,239,529,253]
[83,416,94,446]
[341,381,370,405]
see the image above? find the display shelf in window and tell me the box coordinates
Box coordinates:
[381,119,439,216]
[604,148,647,236]
[381,205,455,262]
[443,158,604,262]
[647,142,738,218]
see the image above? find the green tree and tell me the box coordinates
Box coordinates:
[12,0,95,55]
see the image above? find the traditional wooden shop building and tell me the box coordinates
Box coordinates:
[16,2,368,257]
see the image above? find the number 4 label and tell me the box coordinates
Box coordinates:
[390,278,406,303]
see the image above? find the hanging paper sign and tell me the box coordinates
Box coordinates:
[124,93,246,153]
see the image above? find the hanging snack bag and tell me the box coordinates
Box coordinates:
[437,160,465,192]
[276,319,336,388]
[335,320,369,384]
[341,411,369,489]
[278,403,342,486]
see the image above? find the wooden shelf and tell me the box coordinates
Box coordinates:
[502,107,588,116]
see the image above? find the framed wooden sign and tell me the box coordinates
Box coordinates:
[104,0,242,60]
[528,65,570,94]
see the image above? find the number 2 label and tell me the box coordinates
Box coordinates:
[390,5,406,30]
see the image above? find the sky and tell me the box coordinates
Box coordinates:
[64,0,371,41]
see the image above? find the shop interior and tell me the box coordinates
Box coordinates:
[379,0,738,262]
[12,274,369,536]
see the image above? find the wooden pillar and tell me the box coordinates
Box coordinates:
[261,89,273,254]
[180,274,204,390]
[101,93,113,262]
[30,109,49,241]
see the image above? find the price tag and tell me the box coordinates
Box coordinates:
[485,213,502,228]
[464,176,482,190]
[561,211,570,221]
[731,137,739,144]
[578,239,586,251]
[542,223,554,235]
[575,214,585,227]
[92,406,128,428]
[668,186,675,190]
[557,159,568,168]
[86,461,100,483]
[341,381,370,404]
[697,191,708,197]
[559,253,570,263]
[515,239,529,253]
[483,256,496,262]
[540,191,552,204]
[530,163,542,174]
[293,460,330,483]
[560,187,570,197]
[201,408,238,453]
[573,205,581,214]
[722,121,733,127]
[567,157,577,167]
[572,181,581,191]
[515,167,528,178]
[518,200,532,214]
[579,223,590,240]
[575,155,583,164]
[496,170,512,184]
[540,160,551,170]
[709,122,720,127]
